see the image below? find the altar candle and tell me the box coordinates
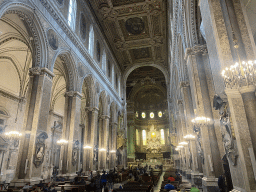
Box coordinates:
[24,159,28,174]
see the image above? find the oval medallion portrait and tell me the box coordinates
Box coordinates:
[47,29,58,50]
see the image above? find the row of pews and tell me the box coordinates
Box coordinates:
[160,169,192,192]
[115,170,162,192]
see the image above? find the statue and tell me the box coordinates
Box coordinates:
[34,132,48,167]
[36,146,44,160]
[213,95,238,166]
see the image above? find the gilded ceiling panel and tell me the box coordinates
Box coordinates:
[87,0,167,71]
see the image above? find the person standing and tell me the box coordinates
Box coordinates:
[218,174,226,192]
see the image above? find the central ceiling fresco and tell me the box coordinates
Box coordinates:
[87,0,168,71]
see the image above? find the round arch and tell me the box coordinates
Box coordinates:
[50,50,77,92]
[123,64,169,100]
[0,2,48,68]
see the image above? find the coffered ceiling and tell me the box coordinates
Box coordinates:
[87,0,168,72]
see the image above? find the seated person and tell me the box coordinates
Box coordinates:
[175,175,181,182]
[164,183,175,190]
[168,175,175,182]
[190,186,200,192]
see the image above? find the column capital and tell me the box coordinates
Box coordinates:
[85,107,99,113]
[65,91,83,98]
[29,67,41,76]
[180,81,190,88]
[185,44,208,60]
[111,122,118,126]
[239,85,256,94]
[101,115,110,120]
[225,88,241,98]
[177,99,183,105]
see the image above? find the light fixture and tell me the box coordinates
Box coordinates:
[150,112,154,118]
[158,111,162,117]
[110,150,116,153]
[179,141,188,145]
[184,134,196,140]
[99,148,106,151]
[142,112,146,118]
[221,35,256,88]
[176,145,184,149]
[191,116,211,124]
[175,147,181,151]
[56,139,68,145]
[84,145,92,149]
[222,60,256,88]
[4,131,22,140]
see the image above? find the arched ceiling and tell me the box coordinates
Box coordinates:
[126,66,166,99]
[87,0,168,71]
[126,66,167,111]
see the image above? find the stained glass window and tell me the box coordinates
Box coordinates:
[142,130,147,145]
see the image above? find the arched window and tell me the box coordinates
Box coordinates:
[68,0,77,30]
[89,26,94,56]
[160,129,165,144]
[142,130,147,145]
[107,60,111,78]
[80,13,86,40]
[150,112,154,118]
[136,129,140,145]
[115,73,118,89]
[96,41,101,62]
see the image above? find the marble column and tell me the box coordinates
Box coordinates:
[90,108,99,171]
[186,49,223,191]
[180,81,201,181]
[111,122,118,168]
[61,91,82,175]
[82,109,90,171]
[12,68,54,186]
[177,100,189,174]
[101,115,110,170]
[225,88,256,192]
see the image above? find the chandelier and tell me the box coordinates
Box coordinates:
[175,145,184,151]
[99,148,106,152]
[191,116,211,125]
[4,131,22,140]
[56,139,68,145]
[179,141,188,145]
[222,60,256,88]
[184,134,196,139]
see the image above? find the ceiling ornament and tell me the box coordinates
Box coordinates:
[87,0,167,71]
[125,17,145,35]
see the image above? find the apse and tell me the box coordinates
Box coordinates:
[126,66,170,161]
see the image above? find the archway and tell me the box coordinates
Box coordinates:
[0,10,45,182]
[126,66,169,163]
